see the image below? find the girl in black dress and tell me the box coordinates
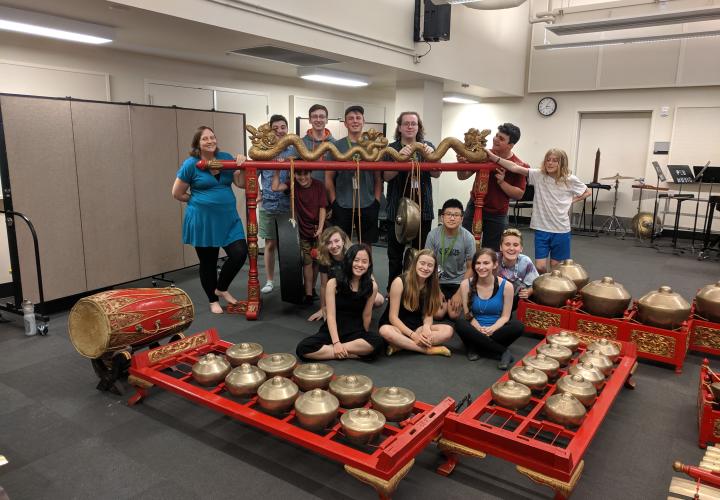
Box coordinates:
[297,244,384,360]
[308,226,351,322]
[379,249,454,356]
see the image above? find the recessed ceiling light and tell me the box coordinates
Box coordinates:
[297,67,369,87]
[0,6,113,45]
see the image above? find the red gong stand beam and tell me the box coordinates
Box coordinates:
[197,160,493,320]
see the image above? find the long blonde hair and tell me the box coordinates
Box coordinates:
[317,226,350,267]
[402,249,442,317]
[541,148,570,184]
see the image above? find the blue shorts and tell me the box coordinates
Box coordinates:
[534,230,571,260]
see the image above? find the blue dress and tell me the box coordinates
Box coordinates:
[177,151,245,247]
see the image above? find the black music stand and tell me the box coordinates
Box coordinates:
[690,162,711,253]
[575,182,611,236]
[649,161,670,251]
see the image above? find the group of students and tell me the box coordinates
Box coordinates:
[296,221,532,369]
[171,102,592,365]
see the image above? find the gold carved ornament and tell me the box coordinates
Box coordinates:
[525,309,561,330]
[576,319,618,340]
[148,332,210,364]
[692,325,720,350]
[246,124,491,162]
[630,330,674,357]
[713,420,720,439]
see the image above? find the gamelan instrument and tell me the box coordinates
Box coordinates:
[294,389,340,431]
[531,270,577,308]
[554,259,589,290]
[637,286,691,329]
[68,287,194,359]
[579,276,631,318]
[395,197,420,243]
[696,281,720,322]
[276,217,305,305]
[630,212,662,239]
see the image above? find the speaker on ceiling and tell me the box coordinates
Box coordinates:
[414,0,451,42]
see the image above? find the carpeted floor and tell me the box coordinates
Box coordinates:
[0,229,717,499]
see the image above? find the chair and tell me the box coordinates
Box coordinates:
[512,184,534,226]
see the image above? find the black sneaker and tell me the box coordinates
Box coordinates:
[466,349,480,361]
[498,350,515,370]
[303,295,313,305]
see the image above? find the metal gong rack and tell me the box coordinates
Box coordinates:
[437,331,637,500]
[128,328,454,499]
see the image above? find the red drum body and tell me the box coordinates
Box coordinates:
[68,287,194,359]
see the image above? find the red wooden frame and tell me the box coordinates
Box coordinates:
[128,329,454,499]
[698,359,720,449]
[689,305,720,356]
[516,298,572,336]
[437,329,637,499]
[199,160,494,320]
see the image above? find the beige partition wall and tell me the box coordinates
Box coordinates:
[176,109,214,267]
[0,95,246,303]
[130,106,184,276]
[72,101,140,290]
[1,96,86,302]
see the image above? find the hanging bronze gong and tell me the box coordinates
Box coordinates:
[276,217,305,304]
[402,247,418,273]
[395,197,421,244]
[631,212,662,239]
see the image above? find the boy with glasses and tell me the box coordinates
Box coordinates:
[425,199,476,319]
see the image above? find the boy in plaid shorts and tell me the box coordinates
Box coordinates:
[273,168,328,304]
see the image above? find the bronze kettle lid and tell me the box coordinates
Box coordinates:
[372,386,415,406]
[294,388,339,413]
[510,364,548,385]
[341,408,386,431]
[525,352,561,370]
[535,270,577,291]
[696,281,720,321]
[293,363,334,380]
[581,276,631,299]
[226,342,263,357]
[492,379,531,397]
[555,259,589,287]
[258,375,298,398]
[258,352,297,371]
[639,286,691,309]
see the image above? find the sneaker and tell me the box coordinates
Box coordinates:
[261,281,274,294]
[466,349,480,361]
[498,350,515,370]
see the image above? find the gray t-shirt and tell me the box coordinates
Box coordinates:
[425,226,476,285]
[332,137,376,209]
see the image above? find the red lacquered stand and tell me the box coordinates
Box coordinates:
[689,305,720,356]
[698,359,720,449]
[127,329,454,499]
[516,299,571,335]
[437,329,637,499]
[518,298,688,373]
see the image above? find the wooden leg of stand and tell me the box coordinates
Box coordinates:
[127,375,153,406]
[436,438,487,476]
[345,459,414,500]
[624,362,638,390]
[516,460,584,500]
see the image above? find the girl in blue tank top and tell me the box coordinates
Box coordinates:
[455,248,525,370]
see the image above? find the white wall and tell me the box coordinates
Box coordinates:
[440,86,720,226]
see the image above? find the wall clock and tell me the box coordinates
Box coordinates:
[538,96,557,117]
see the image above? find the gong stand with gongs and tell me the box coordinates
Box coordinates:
[197,159,494,319]
[275,160,305,305]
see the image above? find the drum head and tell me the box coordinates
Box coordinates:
[276,217,305,304]
[395,197,421,244]
[68,299,111,359]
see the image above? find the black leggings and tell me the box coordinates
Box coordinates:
[195,239,248,303]
[454,317,524,359]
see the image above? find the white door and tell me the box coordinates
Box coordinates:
[146,83,214,109]
[215,90,268,148]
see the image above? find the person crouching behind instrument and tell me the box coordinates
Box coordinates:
[379,249,454,357]
[455,249,524,368]
[485,148,590,273]
[272,168,328,305]
[497,228,539,310]
[296,244,384,361]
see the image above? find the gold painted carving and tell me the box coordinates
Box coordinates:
[247,222,258,236]
[526,309,561,331]
[247,123,490,162]
[247,177,257,192]
[345,459,414,499]
[148,332,209,364]
[517,460,584,499]
[248,242,258,259]
[713,420,720,439]
[576,319,618,340]
[630,330,674,357]
[437,438,487,459]
[128,374,153,389]
[692,325,720,349]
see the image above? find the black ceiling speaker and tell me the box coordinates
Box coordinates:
[414,0,451,42]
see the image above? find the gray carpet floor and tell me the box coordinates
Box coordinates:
[0,229,718,499]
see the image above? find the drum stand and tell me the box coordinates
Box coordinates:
[598,179,626,238]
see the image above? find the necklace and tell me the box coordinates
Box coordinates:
[474,278,496,315]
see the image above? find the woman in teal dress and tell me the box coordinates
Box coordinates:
[172,125,247,314]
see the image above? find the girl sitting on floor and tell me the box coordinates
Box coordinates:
[379,249,454,357]
[455,249,524,369]
[296,243,384,361]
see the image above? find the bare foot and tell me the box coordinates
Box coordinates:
[209,302,223,314]
[215,289,238,305]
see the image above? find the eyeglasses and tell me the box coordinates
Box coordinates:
[443,212,463,218]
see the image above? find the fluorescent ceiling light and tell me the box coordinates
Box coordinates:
[545,5,720,36]
[297,67,369,87]
[0,6,113,45]
[535,29,720,50]
[443,94,480,104]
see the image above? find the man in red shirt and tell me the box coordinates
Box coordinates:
[457,123,527,251]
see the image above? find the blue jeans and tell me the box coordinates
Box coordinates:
[462,200,508,252]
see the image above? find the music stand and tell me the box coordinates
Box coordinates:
[689,162,710,250]
[649,161,667,249]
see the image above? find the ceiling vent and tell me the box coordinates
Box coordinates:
[227,45,338,66]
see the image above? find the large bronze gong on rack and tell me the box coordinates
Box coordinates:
[631,212,662,239]
[276,217,305,304]
[395,197,421,244]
